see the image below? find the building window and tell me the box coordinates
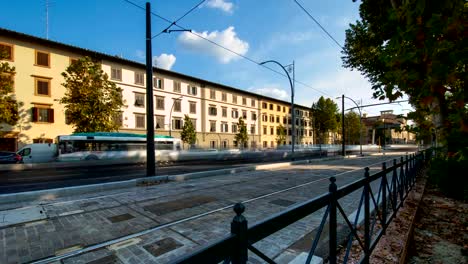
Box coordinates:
[242,110,247,119]
[250,125,255,134]
[153,77,164,89]
[33,138,53,144]
[277,105,281,111]
[270,127,274,135]
[208,106,217,116]
[35,50,50,67]
[188,86,197,95]
[0,43,13,61]
[276,116,280,123]
[262,114,267,122]
[231,109,239,119]
[251,112,257,121]
[173,99,181,112]
[221,122,228,133]
[190,118,197,130]
[210,121,216,132]
[134,72,144,85]
[269,115,274,123]
[242,97,247,105]
[173,81,181,93]
[32,106,54,123]
[283,117,287,124]
[232,95,237,104]
[135,114,145,128]
[222,92,227,102]
[156,96,165,110]
[155,115,165,129]
[210,140,217,149]
[262,102,267,109]
[232,123,238,133]
[221,140,228,149]
[210,89,216,99]
[263,126,267,135]
[111,67,122,81]
[283,106,286,113]
[189,101,196,114]
[222,107,227,117]
[251,99,256,107]
[134,93,145,107]
[172,118,183,130]
[269,104,273,110]
[35,77,51,96]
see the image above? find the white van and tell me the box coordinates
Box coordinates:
[17,143,57,163]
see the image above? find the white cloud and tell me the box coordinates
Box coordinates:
[153,53,176,70]
[204,0,233,14]
[250,86,289,100]
[178,26,249,64]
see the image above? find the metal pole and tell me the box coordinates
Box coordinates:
[169,100,175,137]
[259,60,295,161]
[145,2,155,176]
[291,61,295,161]
[342,95,345,156]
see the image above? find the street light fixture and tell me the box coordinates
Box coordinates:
[169,96,183,137]
[259,60,295,160]
[337,95,363,156]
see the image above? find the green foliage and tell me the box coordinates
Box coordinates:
[429,156,468,201]
[276,124,286,145]
[235,117,248,148]
[343,0,467,151]
[60,56,124,132]
[0,49,19,126]
[311,96,340,143]
[181,114,196,147]
[345,111,361,145]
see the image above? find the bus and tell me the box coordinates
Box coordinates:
[55,132,181,162]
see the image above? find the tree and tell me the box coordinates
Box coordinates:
[0,48,19,127]
[235,117,248,149]
[345,111,361,145]
[342,0,467,150]
[60,56,124,132]
[181,114,196,148]
[311,97,340,144]
[276,124,286,145]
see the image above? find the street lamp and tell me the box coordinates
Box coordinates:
[259,60,295,160]
[337,95,363,156]
[169,96,183,137]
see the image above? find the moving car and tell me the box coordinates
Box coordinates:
[16,144,57,163]
[0,151,23,164]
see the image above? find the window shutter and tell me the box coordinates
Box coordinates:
[32,107,38,122]
[48,109,54,123]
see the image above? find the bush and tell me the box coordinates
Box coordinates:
[428,157,468,201]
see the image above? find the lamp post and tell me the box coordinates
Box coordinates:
[337,95,363,156]
[145,2,155,176]
[260,60,295,160]
[169,96,183,137]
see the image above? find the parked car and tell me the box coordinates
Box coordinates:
[16,143,57,163]
[0,151,23,164]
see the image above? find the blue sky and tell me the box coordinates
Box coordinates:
[2,0,412,117]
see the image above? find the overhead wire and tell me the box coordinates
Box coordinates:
[123,0,362,110]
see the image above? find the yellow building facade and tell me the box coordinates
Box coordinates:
[0,28,313,151]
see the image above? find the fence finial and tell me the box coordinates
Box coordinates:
[329,177,337,192]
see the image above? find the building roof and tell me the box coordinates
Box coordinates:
[0,27,311,110]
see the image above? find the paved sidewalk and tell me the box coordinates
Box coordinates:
[0,153,409,264]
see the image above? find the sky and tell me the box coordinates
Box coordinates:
[1,0,413,117]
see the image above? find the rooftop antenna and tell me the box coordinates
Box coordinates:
[45,0,49,39]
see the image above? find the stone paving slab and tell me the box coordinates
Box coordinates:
[0,153,412,264]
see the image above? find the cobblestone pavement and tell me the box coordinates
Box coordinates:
[0,153,411,264]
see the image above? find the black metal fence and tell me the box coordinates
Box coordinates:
[170,150,431,264]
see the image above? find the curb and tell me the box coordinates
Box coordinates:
[0,156,343,206]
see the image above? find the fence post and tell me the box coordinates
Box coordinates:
[399,157,405,204]
[231,203,248,264]
[392,159,398,211]
[329,177,338,264]
[363,167,370,264]
[381,162,387,233]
